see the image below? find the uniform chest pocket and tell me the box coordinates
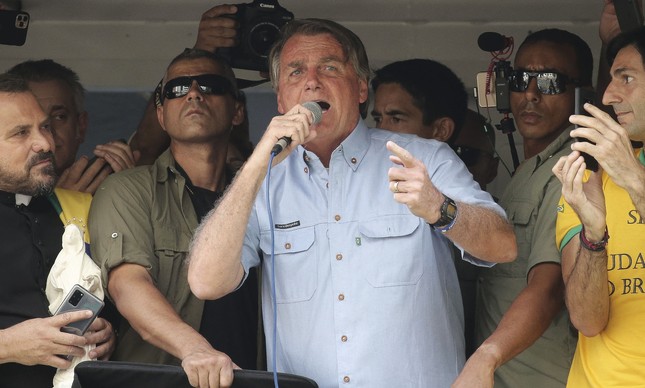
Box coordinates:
[260,226,317,303]
[491,203,535,278]
[507,203,535,252]
[153,226,191,303]
[359,215,424,287]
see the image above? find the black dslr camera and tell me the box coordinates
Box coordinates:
[220,0,294,72]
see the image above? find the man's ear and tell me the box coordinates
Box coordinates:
[358,78,369,104]
[156,105,168,133]
[431,117,455,142]
[277,89,286,114]
[77,111,89,143]
[232,100,245,126]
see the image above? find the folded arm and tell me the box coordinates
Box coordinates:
[453,263,565,387]
[108,263,235,387]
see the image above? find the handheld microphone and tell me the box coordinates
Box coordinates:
[478,32,513,52]
[270,101,323,156]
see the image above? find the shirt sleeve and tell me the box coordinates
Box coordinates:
[239,202,262,286]
[427,142,503,215]
[555,194,582,252]
[89,172,156,292]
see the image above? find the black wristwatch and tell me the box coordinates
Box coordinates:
[430,195,458,230]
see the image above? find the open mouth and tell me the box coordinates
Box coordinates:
[316,101,330,112]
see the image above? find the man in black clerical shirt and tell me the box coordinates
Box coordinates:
[0,74,115,388]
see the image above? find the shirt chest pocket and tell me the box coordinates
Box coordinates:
[491,204,535,277]
[260,226,317,303]
[507,203,535,254]
[153,226,191,304]
[358,215,424,287]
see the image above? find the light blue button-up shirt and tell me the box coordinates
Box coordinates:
[242,120,503,388]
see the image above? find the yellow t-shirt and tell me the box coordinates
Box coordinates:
[556,149,645,387]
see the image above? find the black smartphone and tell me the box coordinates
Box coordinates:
[615,0,644,32]
[0,9,29,46]
[574,87,599,172]
[54,284,104,336]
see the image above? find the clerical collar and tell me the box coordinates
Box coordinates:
[0,190,33,207]
[15,194,32,206]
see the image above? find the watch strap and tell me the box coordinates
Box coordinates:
[430,195,458,232]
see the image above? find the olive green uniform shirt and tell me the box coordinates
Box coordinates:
[474,128,578,387]
[90,149,202,365]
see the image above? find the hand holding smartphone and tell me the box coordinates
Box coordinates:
[53,285,104,359]
[574,87,599,172]
[54,284,104,336]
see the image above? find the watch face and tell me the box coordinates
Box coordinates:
[431,196,457,228]
[446,201,457,218]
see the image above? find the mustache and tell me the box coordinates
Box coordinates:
[27,151,55,169]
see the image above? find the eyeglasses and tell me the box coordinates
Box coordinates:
[161,74,236,103]
[508,70,579,95]
[450,145,494,167]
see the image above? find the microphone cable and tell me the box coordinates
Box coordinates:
[265,152,280,388]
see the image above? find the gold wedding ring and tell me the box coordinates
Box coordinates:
[394,181,400,193]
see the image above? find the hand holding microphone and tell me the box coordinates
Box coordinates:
[271,101,324,156]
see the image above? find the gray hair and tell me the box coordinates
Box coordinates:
[7,59,86,112]
[268,19,371,117]
[0,72,30,93]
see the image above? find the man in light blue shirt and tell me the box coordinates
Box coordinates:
[188,18,516,388]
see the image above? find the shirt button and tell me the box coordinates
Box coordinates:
[341,335,348,342]
[351,157,357,164]
[335,214,341,221]
[326,182,329,188]
[34,217,39,224]
[336,254,343,261]
[338,294,345,301]
[37,240,43,246]
[304,167,309,174]
[111,232,118,239]
[284,242,292,249]
[343,376,350,383]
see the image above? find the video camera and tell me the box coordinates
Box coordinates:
[475,31,519,169]
[475,32,514,115]
[219,0,294,72]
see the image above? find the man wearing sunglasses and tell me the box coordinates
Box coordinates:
[454,29,594,388]
[89,49,259,388]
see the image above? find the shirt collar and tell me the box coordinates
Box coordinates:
[154,148,176,183]
[338,119,370,171]
[301,119,370,172]
[15,194,32,206]
[522,126,575,173]
[0,190,33,207]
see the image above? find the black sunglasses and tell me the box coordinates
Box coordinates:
[450,145,494,167]
[161,74,236,103]
[508,70,579,95]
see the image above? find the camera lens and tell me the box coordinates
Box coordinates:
[70,290,84,306]
[248,22,281,58]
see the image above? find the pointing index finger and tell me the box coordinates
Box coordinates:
[386,141,414,167]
